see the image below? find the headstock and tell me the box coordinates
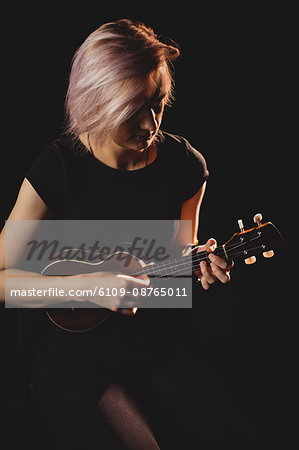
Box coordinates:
[223,213,284,264]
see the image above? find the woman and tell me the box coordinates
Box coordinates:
[1,19,268,449]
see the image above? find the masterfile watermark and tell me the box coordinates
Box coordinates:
[26,236,170,264]
[5,219,193,308]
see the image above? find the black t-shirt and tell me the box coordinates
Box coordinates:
[25,131,209,393]
[26,131,208,220]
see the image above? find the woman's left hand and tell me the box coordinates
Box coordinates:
[194,238,233,290]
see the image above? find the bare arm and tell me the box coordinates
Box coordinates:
[0,178,50,304]
[0,179,148,308]
[174,182,232,290]
[173,182,207,248]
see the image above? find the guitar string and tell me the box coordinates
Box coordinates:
[130,244,251,277]
[137,236,261,275]
[145,245,265,277]
[131,242,265,277]
[52,234,265,277]
[58,236,263,278]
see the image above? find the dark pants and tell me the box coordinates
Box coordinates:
[34,344,272,450]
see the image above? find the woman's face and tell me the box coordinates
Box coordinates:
[112,67,168,152]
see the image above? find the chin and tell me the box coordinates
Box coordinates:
[135,138,154,151]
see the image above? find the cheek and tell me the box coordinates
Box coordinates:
[112,125,138,149]
[114,124,132,142]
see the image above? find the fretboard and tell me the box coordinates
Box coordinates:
[132,246,226,278]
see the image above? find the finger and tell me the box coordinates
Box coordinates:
[194,269,202,278]
[195,239,217,254]
[194,244,205,253]
[210,263,231,284]
[119,308,137,316]
[137,274,151,285]
[116,274,150,286]
[200,278,210,290]
[194,269,204,286]
[205,238,217,253]
[110,307,136,316]
[200,261,215,285]
[209,253,234,270]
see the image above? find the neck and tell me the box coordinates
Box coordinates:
[80,133,151,170]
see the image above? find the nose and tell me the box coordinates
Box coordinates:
[138,107,158,133]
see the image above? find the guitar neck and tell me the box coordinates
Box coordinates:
[133,220,283,278]
[133,247,224,278]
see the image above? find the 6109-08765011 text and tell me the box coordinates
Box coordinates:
[8,286,188,300]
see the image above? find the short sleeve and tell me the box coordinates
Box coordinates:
[179,136,209,201]
[25,143,63,214]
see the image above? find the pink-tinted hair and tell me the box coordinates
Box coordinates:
[65,19,180,146]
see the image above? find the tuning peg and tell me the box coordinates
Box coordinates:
[238,219,245,232]
[263,250,274,258]
[253,213,263,225]
[244,256,256,265]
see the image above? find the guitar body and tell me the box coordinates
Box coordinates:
[42,251,145,332]
[46,308,110,333]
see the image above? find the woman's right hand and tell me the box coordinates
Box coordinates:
[73,271,151,315]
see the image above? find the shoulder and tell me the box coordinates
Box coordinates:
[44,135,87,162]
[158,131,209,201]
[27,135,89,175]
[159,130,193,149]
[25,135,87,214]
[159,131,209,171]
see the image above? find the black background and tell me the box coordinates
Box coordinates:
[2,2,298,449]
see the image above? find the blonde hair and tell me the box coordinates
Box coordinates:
[65,19,180,146]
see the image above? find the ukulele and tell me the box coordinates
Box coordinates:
[43,213,284,332]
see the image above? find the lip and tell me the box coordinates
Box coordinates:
[136,134,152,141]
